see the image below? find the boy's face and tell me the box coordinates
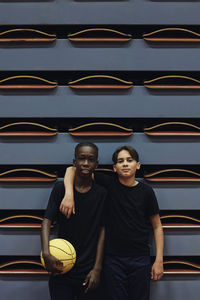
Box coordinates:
[113,150,140,179]
[74,146,98,178]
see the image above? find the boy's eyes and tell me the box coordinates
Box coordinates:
[117,158,133,163]
[88,158,96,162]
[77,157,96,162]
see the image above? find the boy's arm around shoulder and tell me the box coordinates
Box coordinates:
[60,166,110,219]
[60,166,76,218]
[150,214,164,281]
[60,166,104,218]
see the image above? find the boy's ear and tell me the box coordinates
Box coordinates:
[73,159,76,167]
[113,165,117,172]
[136,162,141,170]
[95,160,99,169]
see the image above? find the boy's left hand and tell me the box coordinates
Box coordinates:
[151,261,163,281]
[83,268,100,293]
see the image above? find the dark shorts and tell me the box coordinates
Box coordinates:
[103,255,151,300]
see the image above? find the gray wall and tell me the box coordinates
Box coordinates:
[0,0,200,299]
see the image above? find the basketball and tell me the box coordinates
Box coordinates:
[41,238,76,274]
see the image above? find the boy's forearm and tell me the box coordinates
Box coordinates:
[60,167,76,218]
[64,166,76,194]
[150,214,164,262]
[151,224,164,281]
[41,218,52,256]
[93,227,105,271]
[153,226,164,262]
[83,228,105,292]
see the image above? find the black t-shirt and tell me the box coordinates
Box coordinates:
[94,172,159,256]
[44,181,107,284]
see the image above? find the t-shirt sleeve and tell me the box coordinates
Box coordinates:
[94,171,114,189]
[44,182,62,221]
[147,187,159,216]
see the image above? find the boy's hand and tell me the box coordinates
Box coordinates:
[43,253,63,275]
[59,193,75,219]
[151,261,163,281]
[83,269,100,293]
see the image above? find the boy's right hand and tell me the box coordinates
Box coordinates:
[43,253,63,275]
[59,193,75,219]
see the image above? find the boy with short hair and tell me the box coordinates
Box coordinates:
[41,142,107,300]
[60,145,164,300]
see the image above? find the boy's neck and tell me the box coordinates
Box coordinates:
[74,175,93,193]
[118,176,139,187]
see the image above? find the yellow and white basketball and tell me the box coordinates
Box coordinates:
[41,238,76,274]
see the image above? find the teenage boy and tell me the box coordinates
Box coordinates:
[60,145,164,300]
[41,142,107,300]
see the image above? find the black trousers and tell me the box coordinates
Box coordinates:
[49,275,104,300]
[103,255,151,300]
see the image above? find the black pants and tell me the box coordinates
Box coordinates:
[49,276,104,300]
[103,255,151,300]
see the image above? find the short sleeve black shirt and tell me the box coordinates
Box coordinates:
[94,172,159,256]
[44,181,107,284]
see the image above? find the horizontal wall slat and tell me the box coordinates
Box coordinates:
[0,134,200,164]
[0,87,200,118]
[0,234,41,255]
[150,279,200,300]
[0,233,55,255]
[1,278,200,300]
[1,40,200,70]
[0,280,49,300]
[1,1,200,25]
[153,186,200,210]
[151,231,200,256]
[1,231,199,256]
[0,181,199,210]
[0,185,52,210]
